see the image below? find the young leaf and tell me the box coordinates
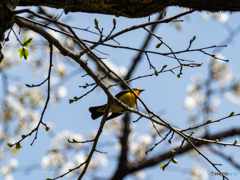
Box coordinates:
[25,84,31,87]
[229,111,234,116]
[94,18,99,26]
[16,143,22,150]
[7,142,13,148]
[162,64,167,69]
[23,37,33,47]
[23,36,27,44]
[172,159,178,164]
[18,48,23,59]
[156,43,162,48]
[73,96,78,100]
[113,18,116,25]
[207,120,212,123]
[160,163,167,171]
[23,49,29,60]
[69,99,74,104]
[163,11,167,17]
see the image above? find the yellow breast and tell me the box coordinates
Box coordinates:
[110,92,137,113]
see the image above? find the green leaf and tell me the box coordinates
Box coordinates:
[207,120,212,123]
[177,74,181,78]
[94,18,99,26]
[19,48,29,60]
[160,163,167,171]
[23,38,33,47]
[68,139,71,143]
[16,143,22,150]
[23,49,29,60]
[162,64,167,69]
[46,178,52,180]
[163,11,167,17]
[145,151,148,155]
[172,159,178,164]
[156,43,162,48]
[148,16,150,22]
[21,135,26,138]
[73,96,78,100]
[7,142,13,148]
[171,150,176,154]
[45,127,50,131]
[193,35,196,40]
[73,139,77,142]
[197,63,203,66]
[23,36,27,44]
[113,18,116,25]
[25,84,32,87]
[18,48,23,59]
[69,99,74,104]
[229,111,234,116]
[155,70,159,77]
[234,138,238,144]
[168,139,171,144]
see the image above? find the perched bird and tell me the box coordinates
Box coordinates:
[89,88,144,120]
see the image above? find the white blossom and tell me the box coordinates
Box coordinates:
[102,59,127,77]
[56,86,67,98]
[225,92,240,104]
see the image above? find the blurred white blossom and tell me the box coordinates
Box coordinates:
[56,86,67,98]
[61,162,75,177]
[191,163,209,180]
[133,170,146,179]
[202,12,229,23]
[1,159,19,179]
[225,92,240,104]
[74,152,85,165]
[95,154,108,167]
[55,63,66,77]
[102,59,127,77]
[53,130,83,149]
[130,134,153,160]
[214,13,229,23]
[4,175,14,180]
[184,93,205,109]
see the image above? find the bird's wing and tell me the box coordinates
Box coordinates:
[115,89,130,99]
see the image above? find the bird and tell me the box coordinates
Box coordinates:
[89,88,144,120]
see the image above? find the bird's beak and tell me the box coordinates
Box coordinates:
[139,89,145,93]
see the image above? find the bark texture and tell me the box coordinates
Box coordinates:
[18,0,240,18]
[0,0,19,41]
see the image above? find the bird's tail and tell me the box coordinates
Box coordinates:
[89,105,106,120]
